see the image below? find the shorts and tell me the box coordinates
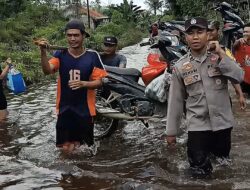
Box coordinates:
[56,110,94,147]
[0,91,7,110]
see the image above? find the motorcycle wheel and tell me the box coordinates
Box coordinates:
[94,97,119,139]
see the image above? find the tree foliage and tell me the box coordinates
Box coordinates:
[0,0,28,19]
[0,1,66,83]
[166,0,249,21]
[145,0,164,15]
[112,0,144,22]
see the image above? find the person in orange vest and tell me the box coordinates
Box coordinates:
[233,23,250,97]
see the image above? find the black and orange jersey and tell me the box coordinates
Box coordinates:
[49,49,107,117]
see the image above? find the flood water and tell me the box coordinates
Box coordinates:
[0,41,250,190]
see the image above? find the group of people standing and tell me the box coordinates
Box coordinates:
[1,17,250,178]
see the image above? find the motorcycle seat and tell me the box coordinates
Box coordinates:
[105,66,141,82]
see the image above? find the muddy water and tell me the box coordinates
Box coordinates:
[0,41,250,190]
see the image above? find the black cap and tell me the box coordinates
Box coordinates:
[103,36,118,45]
[185,17,208,32]
[65,19,90,37]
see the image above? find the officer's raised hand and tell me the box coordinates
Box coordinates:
[208,41,226,59]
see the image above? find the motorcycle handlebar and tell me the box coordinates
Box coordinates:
[102,77,109,84]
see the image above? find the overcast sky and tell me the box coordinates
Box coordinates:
[100,0,148,9]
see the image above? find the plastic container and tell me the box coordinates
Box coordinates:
[6,67,26,94]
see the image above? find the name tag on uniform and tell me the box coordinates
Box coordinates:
[208,67,221,77]
[184,73,201,85]
[181,62,193,72]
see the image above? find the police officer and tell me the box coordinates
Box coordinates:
[166,17,244,176]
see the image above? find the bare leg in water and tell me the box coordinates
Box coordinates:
[0,109,8,123]
[62,141,81,152]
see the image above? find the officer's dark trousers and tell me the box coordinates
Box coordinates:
[187,127,232,176]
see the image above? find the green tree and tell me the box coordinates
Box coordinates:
[145,0,164,15]
[0,0,28,19]
[166,0,247,19]
[102,4,116,18]
[111,10,125,24]
[113,0,144,22]
[90,0,101,11]
[176,0,205,17]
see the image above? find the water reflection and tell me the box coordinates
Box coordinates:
[0,41,249,189]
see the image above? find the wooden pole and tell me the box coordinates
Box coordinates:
[248,0,250,22]
[76,0,79,18]
[86,0,91,28]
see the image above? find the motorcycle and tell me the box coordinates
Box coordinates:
[213,1,245,49]
[94,34,187,139]
[146,18,186,46]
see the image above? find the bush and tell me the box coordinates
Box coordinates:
[88,21,146,51]
[0,3,66,84]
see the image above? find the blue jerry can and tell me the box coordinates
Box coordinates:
[6,68,26,94]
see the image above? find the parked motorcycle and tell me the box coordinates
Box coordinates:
[94,34,187,139]
[146,18,186,46]
[214,1,245,49]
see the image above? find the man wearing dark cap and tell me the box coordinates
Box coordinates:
[100,36,127,68]
[166,17,244,176]
[38,19,107,152]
